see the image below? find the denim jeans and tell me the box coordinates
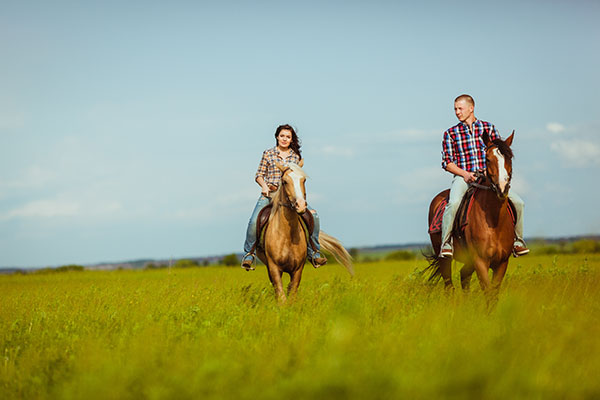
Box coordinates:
[243,195,321,258]
[440,175,525,246]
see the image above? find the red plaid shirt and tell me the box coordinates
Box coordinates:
[255,147,302,186]
[441,120,500,172]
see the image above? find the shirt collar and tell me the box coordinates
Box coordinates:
[459,119,481,131]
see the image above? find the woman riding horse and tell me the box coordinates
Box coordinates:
[241,124,327,270]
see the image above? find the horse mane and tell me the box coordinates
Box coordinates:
[490,139,514,159]
[287,163,307,178]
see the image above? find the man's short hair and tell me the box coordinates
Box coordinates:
[455,94,475,107]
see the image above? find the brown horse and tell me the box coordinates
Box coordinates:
[256,162,353,302]
[427,132,516,297]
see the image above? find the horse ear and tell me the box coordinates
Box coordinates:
[298,159,304,168]
[505,130,515,147]
[275,162,286,171]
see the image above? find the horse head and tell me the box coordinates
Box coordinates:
[276,162,307,214]
[483,130,515,200]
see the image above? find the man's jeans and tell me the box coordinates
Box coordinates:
[243,195,321,258]
[440,175,525,246]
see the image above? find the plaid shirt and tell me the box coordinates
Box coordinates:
[441,120,500,172]
[255,147,302,186]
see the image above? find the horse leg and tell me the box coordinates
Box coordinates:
[439,258,454,289]
[287,268,304,299]
[491,260,509,290]
[473,258,491,292]
[460,263,475,291]
[267,264,286,303]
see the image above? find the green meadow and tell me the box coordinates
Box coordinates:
[2,254,599,399]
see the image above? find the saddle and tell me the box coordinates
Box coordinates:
[252,204,316,253]
[429,185,516,235]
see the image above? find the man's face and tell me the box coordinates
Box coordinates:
[454,99,474,123]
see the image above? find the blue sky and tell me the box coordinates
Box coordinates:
[1,0,599,267]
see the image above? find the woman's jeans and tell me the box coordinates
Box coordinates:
[440,175,525,246]
[243,195,321,258]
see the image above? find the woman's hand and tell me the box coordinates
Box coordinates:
[260,184,270,197]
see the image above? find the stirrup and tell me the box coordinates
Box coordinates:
[439,242,453,259]
[310,253,327,268]
[241,253,255,271]
[513,241,530,257]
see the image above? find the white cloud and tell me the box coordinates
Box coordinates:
[0,165,57,190]
[550,139,600,167]
[318,145,355,157]
[0,196,125,221]
[1,199,81,220]
[546,122,565,133]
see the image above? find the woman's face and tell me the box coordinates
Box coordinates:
[277,129,293,149]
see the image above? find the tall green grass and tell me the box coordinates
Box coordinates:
[2,254,599,399]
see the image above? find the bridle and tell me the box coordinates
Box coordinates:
[468,152,511,198]
[279,167,307,213]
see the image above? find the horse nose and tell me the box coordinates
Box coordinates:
[296,198,307,213]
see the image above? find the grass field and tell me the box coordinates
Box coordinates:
[2,254,599,399]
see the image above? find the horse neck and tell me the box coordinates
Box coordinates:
[270,189,300,228]
[474,185,509,223]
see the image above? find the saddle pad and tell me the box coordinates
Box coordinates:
[428,198,447,234]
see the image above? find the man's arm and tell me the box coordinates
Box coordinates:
[445,162,476,183]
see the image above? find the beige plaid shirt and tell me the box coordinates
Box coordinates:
[255,147,301,187]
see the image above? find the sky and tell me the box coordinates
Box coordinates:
[1,0,599,267]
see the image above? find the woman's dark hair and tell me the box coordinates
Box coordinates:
[275,124,302,158]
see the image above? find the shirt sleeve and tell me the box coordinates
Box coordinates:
[489,124,501,141]
[255,150,269,181]
[441,130,454,170]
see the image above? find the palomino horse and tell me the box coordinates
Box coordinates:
[256,162,353,302]
[427,132,516,297]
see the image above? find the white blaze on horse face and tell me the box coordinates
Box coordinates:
[288,170,306,211]
[493,148,509,193]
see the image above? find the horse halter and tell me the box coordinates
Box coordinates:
[469,153,511,198]
[280,167,307,213]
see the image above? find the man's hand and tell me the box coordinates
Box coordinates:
[463,171,477,183]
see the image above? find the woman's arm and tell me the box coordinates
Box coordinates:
[255,176,270,196]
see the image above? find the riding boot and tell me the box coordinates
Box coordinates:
[305,207,327,267]
[241,253,255,271]
[513,239,529,257]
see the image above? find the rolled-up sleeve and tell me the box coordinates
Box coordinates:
[489,125,500,141]
[441,130,454,170]
[255,150,269,181]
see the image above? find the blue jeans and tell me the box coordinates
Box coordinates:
[243,195,321,258]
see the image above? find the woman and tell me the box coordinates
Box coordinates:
[241,124,327,270]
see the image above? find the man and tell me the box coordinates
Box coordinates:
[439,94,529,258]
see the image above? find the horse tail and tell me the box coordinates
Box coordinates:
[422,248,443,283]
[319,231,354,276]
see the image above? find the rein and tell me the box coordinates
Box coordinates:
[469,171,490,190]
[469,171,504,197]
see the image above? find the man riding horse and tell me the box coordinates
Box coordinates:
[439,94,529,258]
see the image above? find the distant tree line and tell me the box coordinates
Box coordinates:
[531,239,600,255]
